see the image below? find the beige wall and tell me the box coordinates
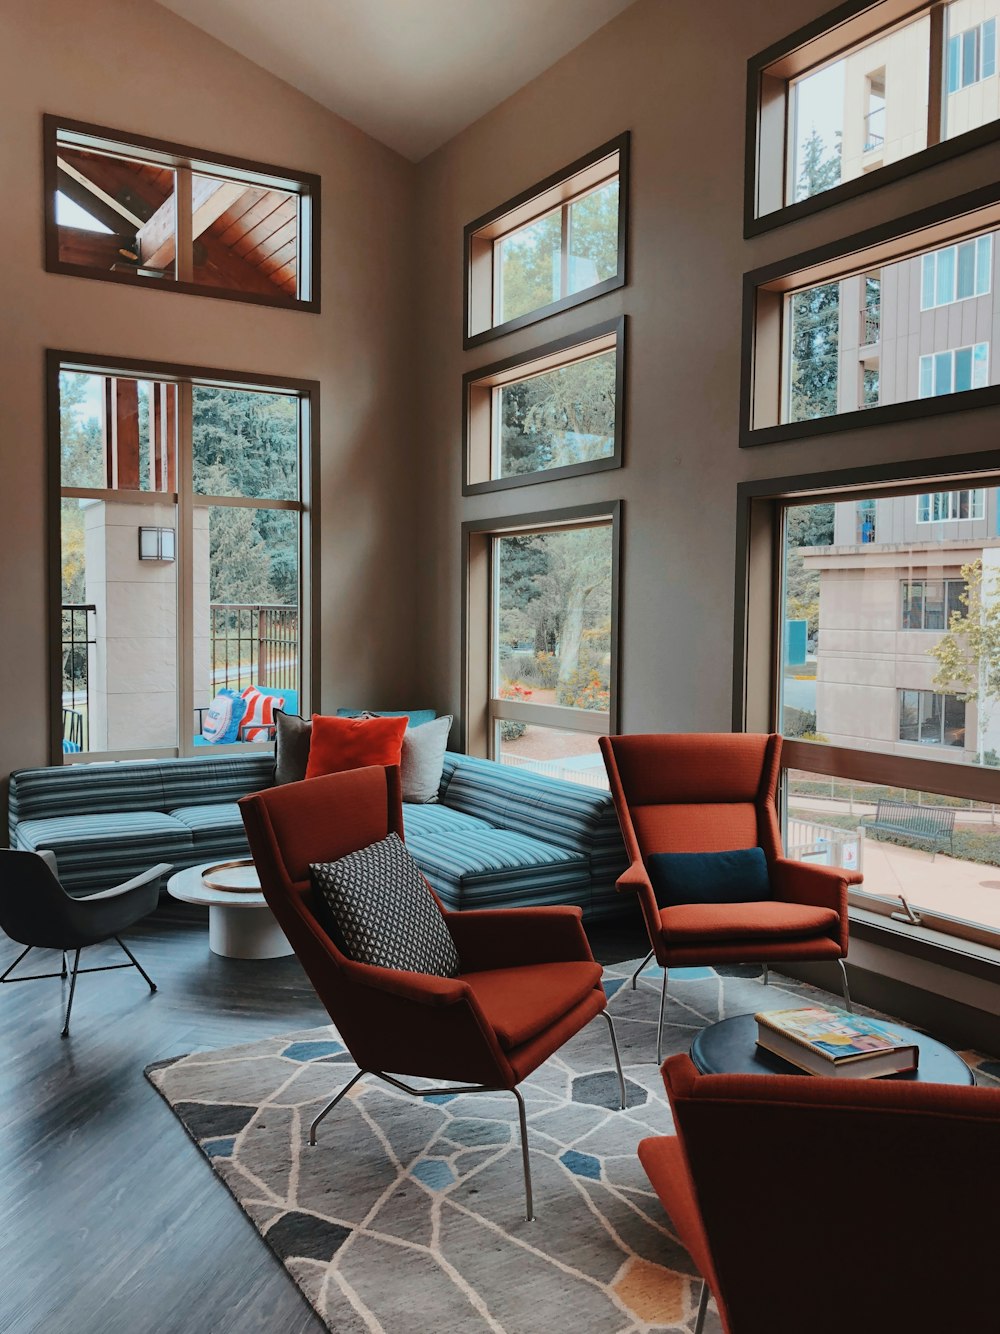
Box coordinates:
[412,0,1000,744]
[0,0,419,792]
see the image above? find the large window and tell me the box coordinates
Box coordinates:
[52,353,316,761]
[748,0,1000,233]
[762,474,1000,947]
[745,186,1000,442]
[44,117,319,310]
[464,135,628,347]
[916,489,986,521]
[463,504,620,786]
[463,319,624,494]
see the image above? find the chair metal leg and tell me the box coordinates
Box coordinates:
[115,937,157,993]
[61,949,81,1038]
[762,963,769,986]
[61,951,68,980]
[838,958,853,1013]
[631,949,654,989]
[512,1086,534,1223]
[657,967,669,1066]
[694,1279,709,1334]
[601,1010,627,1110]
[308,1068,366,1145]
[0,944,33,983]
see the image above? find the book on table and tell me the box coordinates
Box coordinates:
[754,1005,919,1078]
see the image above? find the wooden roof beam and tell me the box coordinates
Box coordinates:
[138,177,251,271]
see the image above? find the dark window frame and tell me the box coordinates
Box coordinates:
[43,115,321,313]
[46,347,321,765]
[462,316,626,496]
[463,133,629,350]
[741,178,1000,448]
[745,0,1000,238]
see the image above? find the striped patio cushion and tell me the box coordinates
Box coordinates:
[403,826,590,913]
[158,754,275,809]
[169,803,251,862]
[14,811,193,895]
[9,761,166,825]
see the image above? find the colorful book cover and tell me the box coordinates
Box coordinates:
[755,1006,907,1061]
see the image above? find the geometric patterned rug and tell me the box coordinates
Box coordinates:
[146,960,1000,1333]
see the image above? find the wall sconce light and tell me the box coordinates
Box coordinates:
[138,526,176,561]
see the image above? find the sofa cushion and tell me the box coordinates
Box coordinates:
[401,803,493,839]
[404,826,590,912]
[158,754,275,809]
[169,803,250,860]
[14,811,193,895]
[9,761,167,824]
[462,961,602,1049]
[442,758,609,856]
[305,714,407,780]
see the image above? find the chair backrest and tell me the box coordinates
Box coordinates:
[238,765,408,1052]
[662,1053,1000,1333]
[0,849,75,948]
[600,733,783,864]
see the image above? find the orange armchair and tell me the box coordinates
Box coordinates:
[640,1054,1000,1333]
[599,733,860,1061]
[239,764,625,1221]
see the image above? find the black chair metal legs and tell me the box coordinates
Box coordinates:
[0,936,158,1036]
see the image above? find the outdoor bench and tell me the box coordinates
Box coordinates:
[860,798,956,856]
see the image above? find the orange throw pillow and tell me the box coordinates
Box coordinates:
[304,713,407,780]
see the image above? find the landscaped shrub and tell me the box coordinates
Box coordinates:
[557,668,610,711]
[498,681,532,740]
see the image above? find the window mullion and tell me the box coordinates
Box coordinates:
[176,380,195,757]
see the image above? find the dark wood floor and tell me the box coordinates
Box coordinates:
[0,905,648,1334]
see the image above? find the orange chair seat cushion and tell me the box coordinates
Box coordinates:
[659,900,838,943]
[304,714,407,780]
[461,960,603,1050]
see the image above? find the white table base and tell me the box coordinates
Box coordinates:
[207,902,293,959]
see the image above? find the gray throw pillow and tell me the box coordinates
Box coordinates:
[310,833,459,977]
[273,709,312,785]
[400,714,453,803]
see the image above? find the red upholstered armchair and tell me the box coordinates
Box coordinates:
[640,1054,1000,1333]
[239,764,625,1221]
[599,733,860,1062]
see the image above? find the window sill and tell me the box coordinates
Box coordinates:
[849,904,1000,982]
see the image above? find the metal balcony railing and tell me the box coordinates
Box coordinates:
[209,603,299,693]
[861,309,880,345]
[863,105,886,152]
[61,603,96,752]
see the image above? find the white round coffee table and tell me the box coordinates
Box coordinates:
[167,862,293,959]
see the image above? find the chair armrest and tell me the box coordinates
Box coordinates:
[444,905,595,971]
[616,862,653,895]
[771,857,861,908]
[80,863,173,901]
[340,956,470,1007]
[36,848,59,877]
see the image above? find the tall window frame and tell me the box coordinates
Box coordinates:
[735,451,1000,953]
[461,501,621,765]
[47,349,319,765]
[463,317,626,495]
[44,116,321,312]
[463,134,629,350]
[746,0,1000,236]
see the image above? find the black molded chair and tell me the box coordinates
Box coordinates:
[0,849,169,1036]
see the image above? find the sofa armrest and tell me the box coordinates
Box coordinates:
[444,904,595,971]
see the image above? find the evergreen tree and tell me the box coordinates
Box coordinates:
[789,131,842,422]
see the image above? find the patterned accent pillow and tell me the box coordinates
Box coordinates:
[310,833,460,978]
[241,686,286,741]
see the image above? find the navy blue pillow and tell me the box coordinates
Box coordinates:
[647,847,771,909]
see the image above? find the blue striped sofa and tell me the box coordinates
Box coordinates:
[403,753,627,919]
[8,750,627,917]
[8,754,274,895]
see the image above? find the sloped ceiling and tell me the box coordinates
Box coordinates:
[157,0,638,161]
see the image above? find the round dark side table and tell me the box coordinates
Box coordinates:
[690,1012,974,1085]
